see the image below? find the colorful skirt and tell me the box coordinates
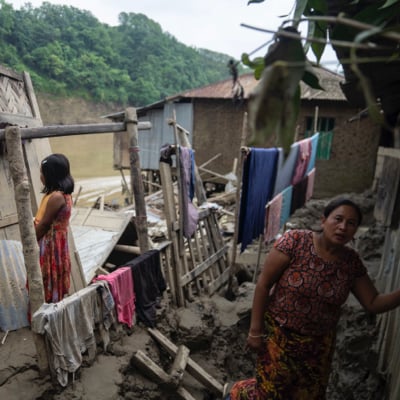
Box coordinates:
[229,313,336,400]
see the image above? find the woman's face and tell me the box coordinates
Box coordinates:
[321,205,359,246]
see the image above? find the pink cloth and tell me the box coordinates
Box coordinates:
[306,168,316,202]
[94,267,135,327]
[291,138,312,185]
[264,193,283,244]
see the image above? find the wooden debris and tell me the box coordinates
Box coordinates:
[148,327,224,396]
[132,350,196,400]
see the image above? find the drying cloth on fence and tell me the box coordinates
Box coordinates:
[93,266,135,327]
[291,174,309,214]
[292,138,312,185]
[122,249,166,328]
[306,132,320,174]
[31,281,115,387]
[0,240,30,331]
[306,168,316,202]
[180,146,199,238]
[238,147,279,253]
[264,192,283,244]
[280,185,293,228]
[273,143,299,195]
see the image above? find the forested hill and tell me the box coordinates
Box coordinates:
[0,1,234,107]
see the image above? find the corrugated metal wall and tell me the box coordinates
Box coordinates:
[0,240,29,331]
[138,102,193,170]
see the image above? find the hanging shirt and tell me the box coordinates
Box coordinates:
[238,147,279,252]
[273,143,299,195]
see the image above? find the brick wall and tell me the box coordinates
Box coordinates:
[191,98,380,198]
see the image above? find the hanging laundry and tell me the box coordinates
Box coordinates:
[306,168,316,202]
[238,147,279,252]
[292,137,312,185]
[306,132,320,174]
[31,281,115,387]
[273,143,299,195]
[179,147,199,238]
[122,249,166,328]
[264,192,283,244]
[93,266,135,328]
[280,185,293,228]
[291,174,309,214]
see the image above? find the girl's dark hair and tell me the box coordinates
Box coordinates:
[41,153,74,194]
[323,197,363,226]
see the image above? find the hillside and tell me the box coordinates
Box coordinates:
[0,1,234,107]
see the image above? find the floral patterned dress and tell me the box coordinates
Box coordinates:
[35,192,72,303]
[229,229,367,400]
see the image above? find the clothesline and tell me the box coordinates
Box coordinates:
[238,132,320,252]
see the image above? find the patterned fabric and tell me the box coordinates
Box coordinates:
[229,313,336,400]
[291,138,312,185]
[35,192,72,303]
[269,229,367,335]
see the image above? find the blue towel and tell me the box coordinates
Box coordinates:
[273,142,299,195]
[280,185,293,228]
[238,148,279,252]
[306,132,320,173]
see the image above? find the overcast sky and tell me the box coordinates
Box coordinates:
[10,0,339,68]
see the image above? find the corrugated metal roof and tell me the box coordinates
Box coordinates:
[0,240,30,332]
[70,208,133,284]
[166,67,346,102]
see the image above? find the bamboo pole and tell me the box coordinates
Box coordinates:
[126,107,149,253]
[0,121,151,141]
[5,126,48,373]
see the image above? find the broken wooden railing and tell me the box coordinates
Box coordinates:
[131,328,224,399]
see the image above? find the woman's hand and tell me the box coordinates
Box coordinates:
[246,333,265,352]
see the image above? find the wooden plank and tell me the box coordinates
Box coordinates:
[160,162,185,306]
[114,244,141,255]
[148,328,224,396]
[131,350,196,400]
[0,121,152,142]
[374,156,400,226]
[169,345,191,387]
[180,247,227,286]
[0,213,18,229]
[23,71,42,121]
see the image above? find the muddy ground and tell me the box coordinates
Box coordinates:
[0,189,388,400]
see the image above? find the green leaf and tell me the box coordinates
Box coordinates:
[381,0,400,9]
[293,0,308,26]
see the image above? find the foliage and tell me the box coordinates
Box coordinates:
[0,1,233,106]
[244,0,400,148]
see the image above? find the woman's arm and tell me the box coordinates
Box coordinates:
[352,274,400,314]
[35,192,66,241]
[247,247,290,350]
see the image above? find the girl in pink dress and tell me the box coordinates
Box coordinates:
[34,153,74,303]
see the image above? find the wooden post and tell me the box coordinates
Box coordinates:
[5,126,48,373]
[226,113,249,297]
[125,107,149,253]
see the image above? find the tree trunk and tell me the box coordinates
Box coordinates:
[5,126,48,373]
